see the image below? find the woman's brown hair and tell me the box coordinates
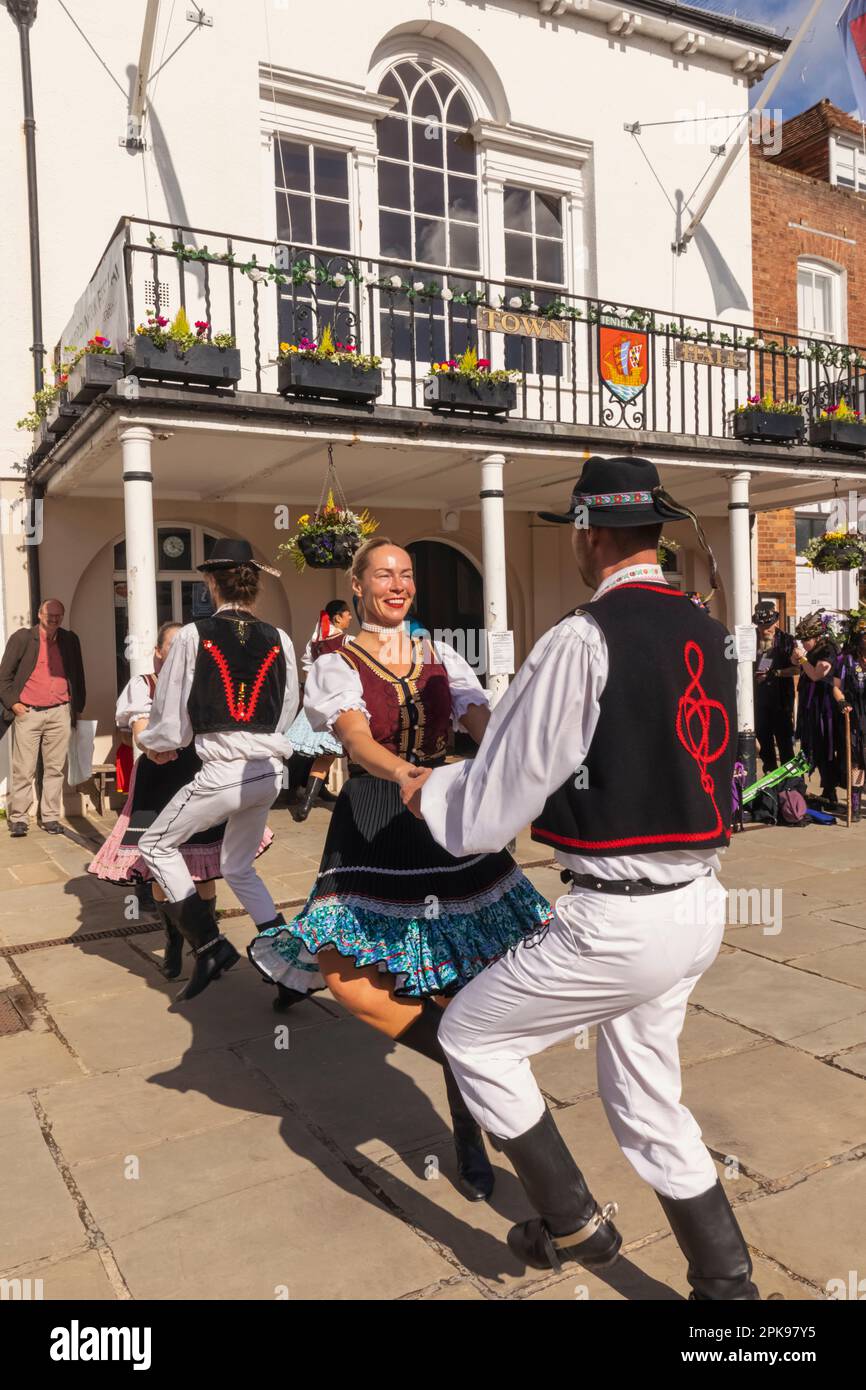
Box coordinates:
[210,563,260,607]
[156,620,182,651]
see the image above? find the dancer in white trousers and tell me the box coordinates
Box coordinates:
[138,538,298,1001]
[405,456,759,1301]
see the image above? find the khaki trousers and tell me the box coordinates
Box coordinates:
[10,704,71,824]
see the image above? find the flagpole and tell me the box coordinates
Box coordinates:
[676,0,826,253]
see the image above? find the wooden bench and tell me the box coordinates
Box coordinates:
[86,763,116,817]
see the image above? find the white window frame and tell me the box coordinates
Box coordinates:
[830,135,866,192]
[796,257,845,345]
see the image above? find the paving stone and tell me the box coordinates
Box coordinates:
[786,1012,866,1057]
[681,1044,866,1180]
[73,1113,340,1240]
[6,1249,118,1301]
[691,950,866,1042]
[739,1162,866,1294]
[16,938,160,1006]
[240,1013,452,1164]
[7,861,69,887]
[0,1095,84,1269]
[723,912,865,963]
[109,1167,455,1300]
[420,1278,488,1300]
[791,942,866,990]
[825,904,866,930]
[830,1045,866,1078]
[0,1029,82,1099]
[38,1048,294,1164]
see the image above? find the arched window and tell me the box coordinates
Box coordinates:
[112,525,221,693]
[377,61,480,272]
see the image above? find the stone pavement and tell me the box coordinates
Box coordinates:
[1,801,865,1302]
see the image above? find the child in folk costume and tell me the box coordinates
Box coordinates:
[406,457,759,1300]
[88,621,274,979]
[794,610,840,807]
[249,538,552,1202]
[137,539,299,1002]
[288,600,353,822]
[832,610,866,822]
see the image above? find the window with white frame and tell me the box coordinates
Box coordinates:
[273,136,355,348]
[375,61,483,365]
[797,260,842,343]
[831,137,866,192]
[112,526,220,694]
[503,184,566,375]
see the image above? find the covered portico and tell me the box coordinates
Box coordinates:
[29,385,866,774]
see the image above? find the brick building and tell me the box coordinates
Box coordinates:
[751,99,866,625]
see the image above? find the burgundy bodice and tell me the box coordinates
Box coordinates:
[338,638,452,762]
[311,633,345,662]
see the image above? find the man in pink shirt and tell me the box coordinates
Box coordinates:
[0,599,86,836]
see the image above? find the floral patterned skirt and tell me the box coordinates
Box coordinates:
[248,772,551,998]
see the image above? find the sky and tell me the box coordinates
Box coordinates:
[696,0,858,120]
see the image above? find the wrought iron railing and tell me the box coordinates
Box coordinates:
[58,216,866,441]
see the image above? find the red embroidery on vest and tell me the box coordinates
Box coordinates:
[201,640,280,723]
[675,639,729,836]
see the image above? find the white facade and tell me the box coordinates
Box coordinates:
[1,0,777,486]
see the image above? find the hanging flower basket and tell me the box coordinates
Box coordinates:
[129,309,240,387]
[279,445,379,572]
[802,530,866,574]
[733,393,804,444]
[809,399,866,454]
[277,327,381,405]
[424,346,520,417]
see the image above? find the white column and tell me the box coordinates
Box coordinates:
[728,471,756,775]
[480,453,510,706]
[120,426,158,678]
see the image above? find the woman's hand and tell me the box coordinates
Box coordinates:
[401,766,432,817]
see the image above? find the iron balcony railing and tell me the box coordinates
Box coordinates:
[57,215,866,440]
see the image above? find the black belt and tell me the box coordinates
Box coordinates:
[23,703,68,712]
[560,870,693,897]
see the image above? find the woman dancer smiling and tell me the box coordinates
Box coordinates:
[250,538,551,1201]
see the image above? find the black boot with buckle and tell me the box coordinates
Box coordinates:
[499,1108,621,1274]
[162,894,240,1002]
[656,1180,760,1300]
[155,900,185,980]
[398,1000,495,1202]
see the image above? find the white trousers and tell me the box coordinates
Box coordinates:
[439,874,727,1200]
[139,757,283,926]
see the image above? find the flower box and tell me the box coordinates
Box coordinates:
[809,419,866,453]
[46,400,85,440]
[424,374,516,417]
[277,356,382,404]
[65,353,125,405]
[31,420,56,462]
[297,531,358,569]
[127,338,241,387]
[733,409,805,444]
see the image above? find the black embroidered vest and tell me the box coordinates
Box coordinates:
[531,584,737,856]
[188,611,286,735]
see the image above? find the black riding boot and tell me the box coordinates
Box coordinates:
[162,893,239,1002]
[656,1180,760,1300]
[290,776,324,823]
[155,899,184,980]
[498,1108,621,1273]
[399,1000,494,1202]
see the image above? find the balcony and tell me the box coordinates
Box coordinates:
[36,215,866,470]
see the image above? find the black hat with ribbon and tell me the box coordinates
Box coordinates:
[538,455,720,598]
[198,538,280,578]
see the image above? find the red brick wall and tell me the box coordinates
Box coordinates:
[756,509,797,624]
[750,150,866,350]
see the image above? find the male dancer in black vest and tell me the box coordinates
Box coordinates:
[138,539,299,1001]
[406,457,758,1300]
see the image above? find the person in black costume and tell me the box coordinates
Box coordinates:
[833,610,866,822]
[794,611,840,807]
[753,601,798,775]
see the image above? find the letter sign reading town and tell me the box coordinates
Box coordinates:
[476,306,569,342]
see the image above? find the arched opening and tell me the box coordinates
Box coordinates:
[406,539,484,673]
